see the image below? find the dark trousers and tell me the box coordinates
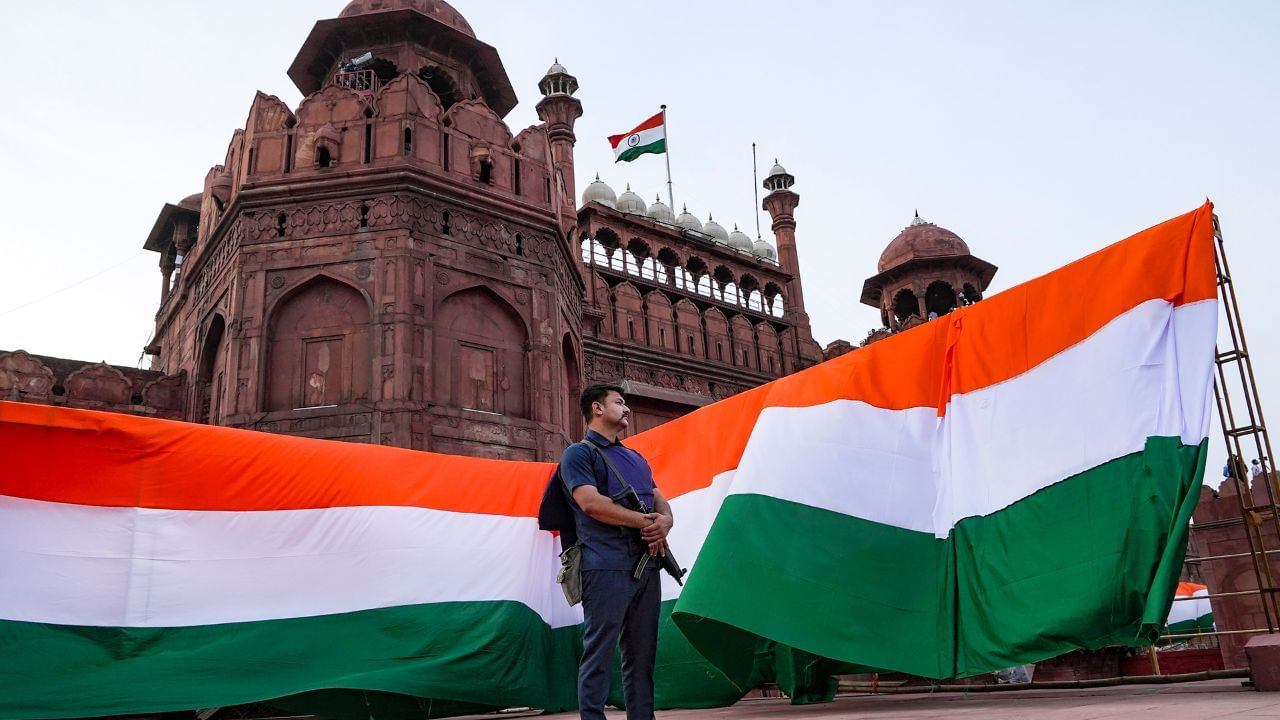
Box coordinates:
[578,568,661,720]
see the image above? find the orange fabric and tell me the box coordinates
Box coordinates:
[1176,581,1208,597]
[0,401,554,514]
[633,202,1216,497]
[0,203,1216,510]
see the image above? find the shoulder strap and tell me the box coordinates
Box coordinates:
[574,439,610,495]
[582,436,634,499]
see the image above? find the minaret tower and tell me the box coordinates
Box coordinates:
[761,161,822,364]
[536,60,583,241]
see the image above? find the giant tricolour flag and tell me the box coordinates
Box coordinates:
[0,203,1216,718]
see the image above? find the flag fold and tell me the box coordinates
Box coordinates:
[0,203,1217,718]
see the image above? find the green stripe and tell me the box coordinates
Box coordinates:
[673,436,1208,684]
[1166,615,1214,635]
[0,600,755,720]
[615,138,666,162]
[0,602,581,720]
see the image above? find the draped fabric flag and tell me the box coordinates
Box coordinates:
[0,203,1216,719]
[1167,582,1214,634]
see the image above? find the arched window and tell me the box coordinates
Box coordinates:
[432,287,528,417]
[197,315,227,423]
[403,127,413,155]
[317,145,333,169]
[893,288,920,325]
[266,278,371,410]
[419,66,460,111]
[925,280,958,317]
[563,333,581,438]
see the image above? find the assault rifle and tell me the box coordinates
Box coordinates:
[611,484,686,585]
[586,440,687,585]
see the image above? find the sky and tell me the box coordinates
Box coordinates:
[1,1,1277,470]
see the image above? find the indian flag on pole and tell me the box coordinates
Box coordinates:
[608,111,666,162]
[0,202,1217,717]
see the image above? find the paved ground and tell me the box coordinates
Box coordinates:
[545,680,1280,719]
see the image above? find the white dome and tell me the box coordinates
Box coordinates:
[727,225,754,252]
[752,238,777,260]
[768,161,787,177]
[616,184,647,215]
[675,205,703,231]
[582,174,616,208]
[703,214,729,242]
[647,195,674,223]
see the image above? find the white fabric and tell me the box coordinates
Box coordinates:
[0,481,721,628]
[729,299,1216,538]
[1167,588,1212,626]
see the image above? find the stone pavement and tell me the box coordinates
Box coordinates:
[544,680,1280,719]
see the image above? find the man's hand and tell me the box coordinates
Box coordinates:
[647,538,668,557]
[641,513,672,543]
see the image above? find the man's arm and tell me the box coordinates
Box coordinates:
[571,485,656,528]
[640,488,673,553]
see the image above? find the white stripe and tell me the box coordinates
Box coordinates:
[0,481,723,628]
[1167,588,1212,625]
[727,299,1216,538]
[0,498,579,628]
[612,125,665,159]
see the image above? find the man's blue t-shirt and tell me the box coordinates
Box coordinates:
[560,430,659,572]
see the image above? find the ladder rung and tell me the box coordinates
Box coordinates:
[1217,349,1248,363]
[1227,425,1264,438]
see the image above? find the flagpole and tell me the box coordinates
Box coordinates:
[661,105,675,212]
[752,142,762,240]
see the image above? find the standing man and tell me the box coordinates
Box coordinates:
[561,383,673,720]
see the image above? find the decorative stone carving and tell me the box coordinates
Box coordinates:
[0,350,55,399]
[64,362,132,405]
[142,372,187,412]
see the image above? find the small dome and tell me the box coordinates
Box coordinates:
[877,214,972,273]
[582,174,616,208]
[616,185,647,216]
[339,0,475,37]
[675,205,703,231]
[753,238,777,260]
[648,195,675,223]
[703,215,729,242]
[538,57,578,96]
[727,225,754,252]
[763,158,795,192]
[177,193,203,211]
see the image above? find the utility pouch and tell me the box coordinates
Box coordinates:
[557,543,584,606]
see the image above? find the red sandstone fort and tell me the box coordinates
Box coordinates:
[1,0,1270,680]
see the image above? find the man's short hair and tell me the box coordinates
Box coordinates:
[581,383,625,422]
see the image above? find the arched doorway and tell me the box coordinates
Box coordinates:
[265,277,371,411]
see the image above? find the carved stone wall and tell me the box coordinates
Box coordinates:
[0,350,185,419]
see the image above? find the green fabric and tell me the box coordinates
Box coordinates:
[673,436,1208,686]
[0,601,580,720]
[616,138,666,162]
